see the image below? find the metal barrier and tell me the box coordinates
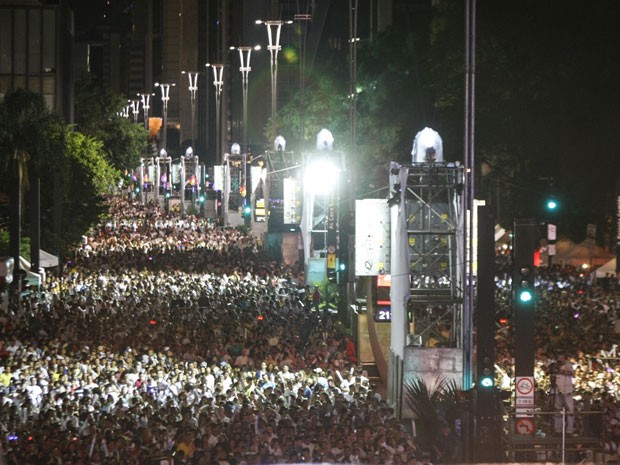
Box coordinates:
[506,408,604,463]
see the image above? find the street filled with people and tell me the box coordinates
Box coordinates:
[0,194,619,464]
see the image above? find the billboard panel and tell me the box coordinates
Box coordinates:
[355,199,390,276]
[307,258,326,285]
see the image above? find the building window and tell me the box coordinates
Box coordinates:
[42,9,56,72]
[14,9,26,74]
[0,10,11,74]
[28,9,42,74]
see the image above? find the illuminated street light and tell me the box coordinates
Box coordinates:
[119,104,130,119]
[130,99,140,124]
[181,70,200,149]
[229,45,261,154]
[154,82,176,150]
[230,44,261,205]
[255,19,293,142]
[206,63,225,164]
[137,92,154,131]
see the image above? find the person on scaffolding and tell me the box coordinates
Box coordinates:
[549,351,575,437]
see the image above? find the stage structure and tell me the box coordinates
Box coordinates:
[300,129,343,279]
[388,128,467,417]
[250,136,302,262]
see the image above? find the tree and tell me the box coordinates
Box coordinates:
[0,89,119,261]
[74,77,148,171]
[268,71,350,153]
[60,130,119,241]
[0,89,64,275]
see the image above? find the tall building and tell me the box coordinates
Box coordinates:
[71,0,432,163]
[0,0,75,122]
[75,0,232,163]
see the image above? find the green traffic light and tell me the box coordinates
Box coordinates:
[518,289,534,303]
[479,376,494,388]
[339,262,346,271]
[243,205,252,217]
[546,199,558,211]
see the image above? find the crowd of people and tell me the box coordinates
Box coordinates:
[494,254,620,457]
[0,196,424,465]
[1,193,620,464]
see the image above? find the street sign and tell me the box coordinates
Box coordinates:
[515,417,535,435]
[516,376,535,415]
[516,376,534,396]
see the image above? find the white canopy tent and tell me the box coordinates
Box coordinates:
[39,249,59,268]
[18,249,59,289]
[593,258,617,279]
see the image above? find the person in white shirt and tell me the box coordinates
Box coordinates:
[551,351,575,436]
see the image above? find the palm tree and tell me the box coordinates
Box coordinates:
[404,377,467,453]
[0,90,49,285]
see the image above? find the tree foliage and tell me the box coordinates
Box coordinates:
[60,130,118,240]
[276,0,620,241]
[0,89,119,256]
[74,77,148,171]
[404,377,466,451]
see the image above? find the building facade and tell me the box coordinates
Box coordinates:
[0,0,74,122]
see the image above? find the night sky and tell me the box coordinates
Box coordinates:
[64,0,620,240]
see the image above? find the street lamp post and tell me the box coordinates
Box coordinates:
[130,99,141,124]
[154,82,176,151]
[230,44,261,209]
[137,93,154,131]
[255,19,292,143]
[206,63,225,165]
[181,71,199,149]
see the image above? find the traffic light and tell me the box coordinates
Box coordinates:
[545,198,558,211]
[242,204,252,218]
[513,218,537,377]
[478,354,495,389]
[242,204,252,227]
[515,265,534,304]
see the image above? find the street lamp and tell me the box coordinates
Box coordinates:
[206,63,225,165]
[154,82,176,151]
[230,44,261,209]
[255,19,293,143]
[137,92,154,131]
[119,104,130,119]
[229,45,261,155]
[130,99,141,124]
[181,70,200,149]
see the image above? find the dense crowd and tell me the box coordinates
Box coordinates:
[1,194,620,464]
[0,196,423,465]
[495,254,620,455]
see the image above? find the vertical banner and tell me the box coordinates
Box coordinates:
[283,178,300,225]
[212,165,224,192]
[326,198,337,271]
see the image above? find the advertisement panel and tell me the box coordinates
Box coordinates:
[354,199,390,276]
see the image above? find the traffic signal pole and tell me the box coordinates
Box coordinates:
[513,218,538,438]
[474,205,501,462]
[513,218,537,377]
